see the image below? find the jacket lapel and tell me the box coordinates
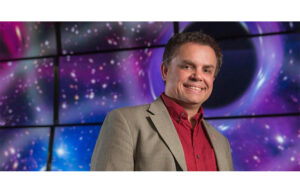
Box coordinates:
[148,97,187,171]
[202,120,225,170]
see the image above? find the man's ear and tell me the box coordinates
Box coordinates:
[161,63,168,81]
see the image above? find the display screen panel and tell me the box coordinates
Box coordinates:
[61,22,173,54]
[207,116,300,171]
[0,127,50,171]
[51,125,101,171]
[59,48,164,124]
[289,22,300,31]
[203,33,300,117]
[0,58,54,126]
[179,22,297,39]
[0,22,56,60]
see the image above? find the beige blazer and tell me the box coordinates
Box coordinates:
[91,97,234,171]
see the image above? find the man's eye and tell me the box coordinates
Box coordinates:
[204,69,212,73]
[183,65,191,69]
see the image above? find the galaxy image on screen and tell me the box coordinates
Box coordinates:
[59,48,164,124]
[0,22,299,171]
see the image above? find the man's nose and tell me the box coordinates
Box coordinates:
[190,70,203,81]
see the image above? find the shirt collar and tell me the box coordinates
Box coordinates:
[160,93,204,122]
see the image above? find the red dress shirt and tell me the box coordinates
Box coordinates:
[161,93,217,171]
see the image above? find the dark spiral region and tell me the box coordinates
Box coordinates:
[183,22,257,108]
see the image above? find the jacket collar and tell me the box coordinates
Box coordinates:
[201,120,228,171]
[148,97,187,171]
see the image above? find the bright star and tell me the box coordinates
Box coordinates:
[276,135,284,144]
[57,148,65,156]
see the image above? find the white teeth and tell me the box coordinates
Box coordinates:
[187,86,203,91]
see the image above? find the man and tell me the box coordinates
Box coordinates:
[91,31,233,171]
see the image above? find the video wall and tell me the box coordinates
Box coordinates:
[0,22,299,171]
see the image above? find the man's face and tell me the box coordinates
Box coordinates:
[161,42,217,108]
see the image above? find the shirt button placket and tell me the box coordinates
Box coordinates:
[181,112,185,117]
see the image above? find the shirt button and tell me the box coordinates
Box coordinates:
[181,112,185,117]
[196,154,200,159]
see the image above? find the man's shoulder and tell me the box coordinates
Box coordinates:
[107,103,152,120]
[111,103,150,114]
[108,97,164,117]
[102,103,155,130]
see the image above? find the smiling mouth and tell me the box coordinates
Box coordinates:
[183,84,206,91]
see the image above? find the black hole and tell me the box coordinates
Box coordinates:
[183,22,257,108]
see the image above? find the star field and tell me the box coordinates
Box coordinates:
[0,58,54,126]
[0,127,50,171]
[51,125,100,171]
[59,48,164,124]
[209,116,300,171]
[61,22,173,54]
[0,22,56,60]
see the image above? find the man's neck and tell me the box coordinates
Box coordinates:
[161,93,203,128]
[170,98,201,122]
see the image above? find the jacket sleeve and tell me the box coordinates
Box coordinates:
[90,109,134,171]
[226,138,234,171]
